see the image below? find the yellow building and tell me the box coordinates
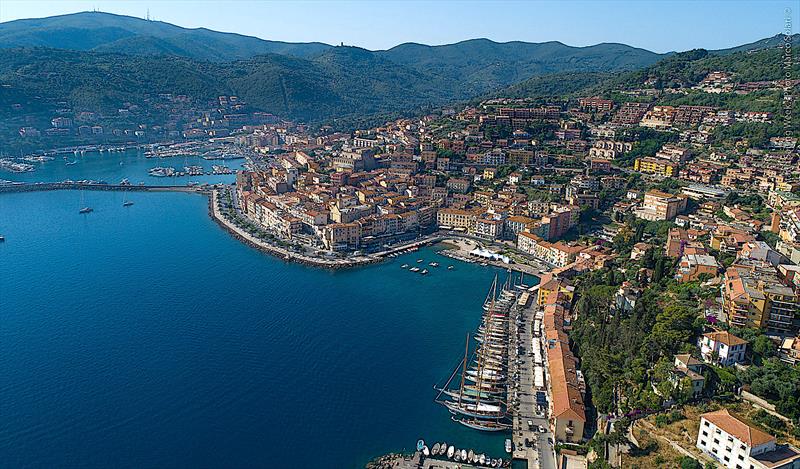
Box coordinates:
[436,208,479,231]
[724,261,799,333]
[634,157,678,177]
[536,273,575,306]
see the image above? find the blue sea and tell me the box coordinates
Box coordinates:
[0,152,536,468]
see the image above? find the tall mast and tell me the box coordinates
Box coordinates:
[475,275,498,408]
[458,332,468,403]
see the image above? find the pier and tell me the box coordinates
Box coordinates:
[508,287,557,469]
[0,182,207,194]
[436,237,550,277]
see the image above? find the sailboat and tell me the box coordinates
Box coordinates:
[434,274,512,431]
[78,190,93,214]
[451,416,512,432]
[122,188,134,207]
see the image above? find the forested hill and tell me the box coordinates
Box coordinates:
[494,35,800,101]
[0,11,331,60]
[0,47,461,122]
[0,36,664,123]
[0,11,794,128]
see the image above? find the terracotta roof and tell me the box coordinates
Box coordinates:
[704,331,748,347]
[701,409,774,447]
[675,353,703,368]
[547,341,586,422]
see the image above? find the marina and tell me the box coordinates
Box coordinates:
[431,272,555,469]
[0,148,243,187]
[435,275,515,433]
[409,438,509,467]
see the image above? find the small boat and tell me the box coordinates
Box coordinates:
[422,445,429,457]
[447,445,455,459]
[479,454,486,465]
[429,262,439,267]
[432,443,440,455]
[401,264,409,269]
[505,438,512,453]
[439,442,447,456]
[468,449,474,463]
[498,458,504,466]
[417,259,424,263]
[461,449,467,461]
[448,265,454,270]
[410,267,420,272]
[416,439,425,452]
[79,207,93,214]
[420,269,428,275]
[0,235,4,242]
[454,452,461,462]
[123,201,134,207]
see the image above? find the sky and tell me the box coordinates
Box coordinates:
[0,0,797,53]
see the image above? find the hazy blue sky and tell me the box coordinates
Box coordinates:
[0,0,796,52]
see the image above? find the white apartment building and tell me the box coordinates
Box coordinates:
[697,409,800,469]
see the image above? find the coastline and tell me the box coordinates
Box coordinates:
[208,189,380,269]
[209,189,552,274]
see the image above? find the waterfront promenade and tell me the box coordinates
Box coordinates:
[209,189,382,268]
[510,295,556,469]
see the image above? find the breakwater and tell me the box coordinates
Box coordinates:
[0,182,206,194]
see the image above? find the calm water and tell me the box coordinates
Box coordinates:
[0,181,536,467]
[3,148,242,186]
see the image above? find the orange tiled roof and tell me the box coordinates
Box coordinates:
[704,331,748,347]
[701,409,774,447]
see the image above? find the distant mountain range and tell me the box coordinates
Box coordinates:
[0,11,331,60]
[0,11,795,123]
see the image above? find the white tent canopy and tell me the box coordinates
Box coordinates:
[469,247,511,264]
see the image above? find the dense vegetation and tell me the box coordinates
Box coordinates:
[496,38,800,101]
[570,221,716,415]
[381,39,661,96]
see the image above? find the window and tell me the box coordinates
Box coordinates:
[740,444,746,450]
[726,447,732,453]
[702,431,708,436]
[736,465,742,469]
[712,448,718,454]
[738,455,744,461]
[704,421,710,427]
[700,440,706,446]
[727,436,734,442]
[714,439,720,444]
[724,456,730,462]
[715,429,721,434]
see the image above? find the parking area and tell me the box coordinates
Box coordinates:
[509,297,556,469]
